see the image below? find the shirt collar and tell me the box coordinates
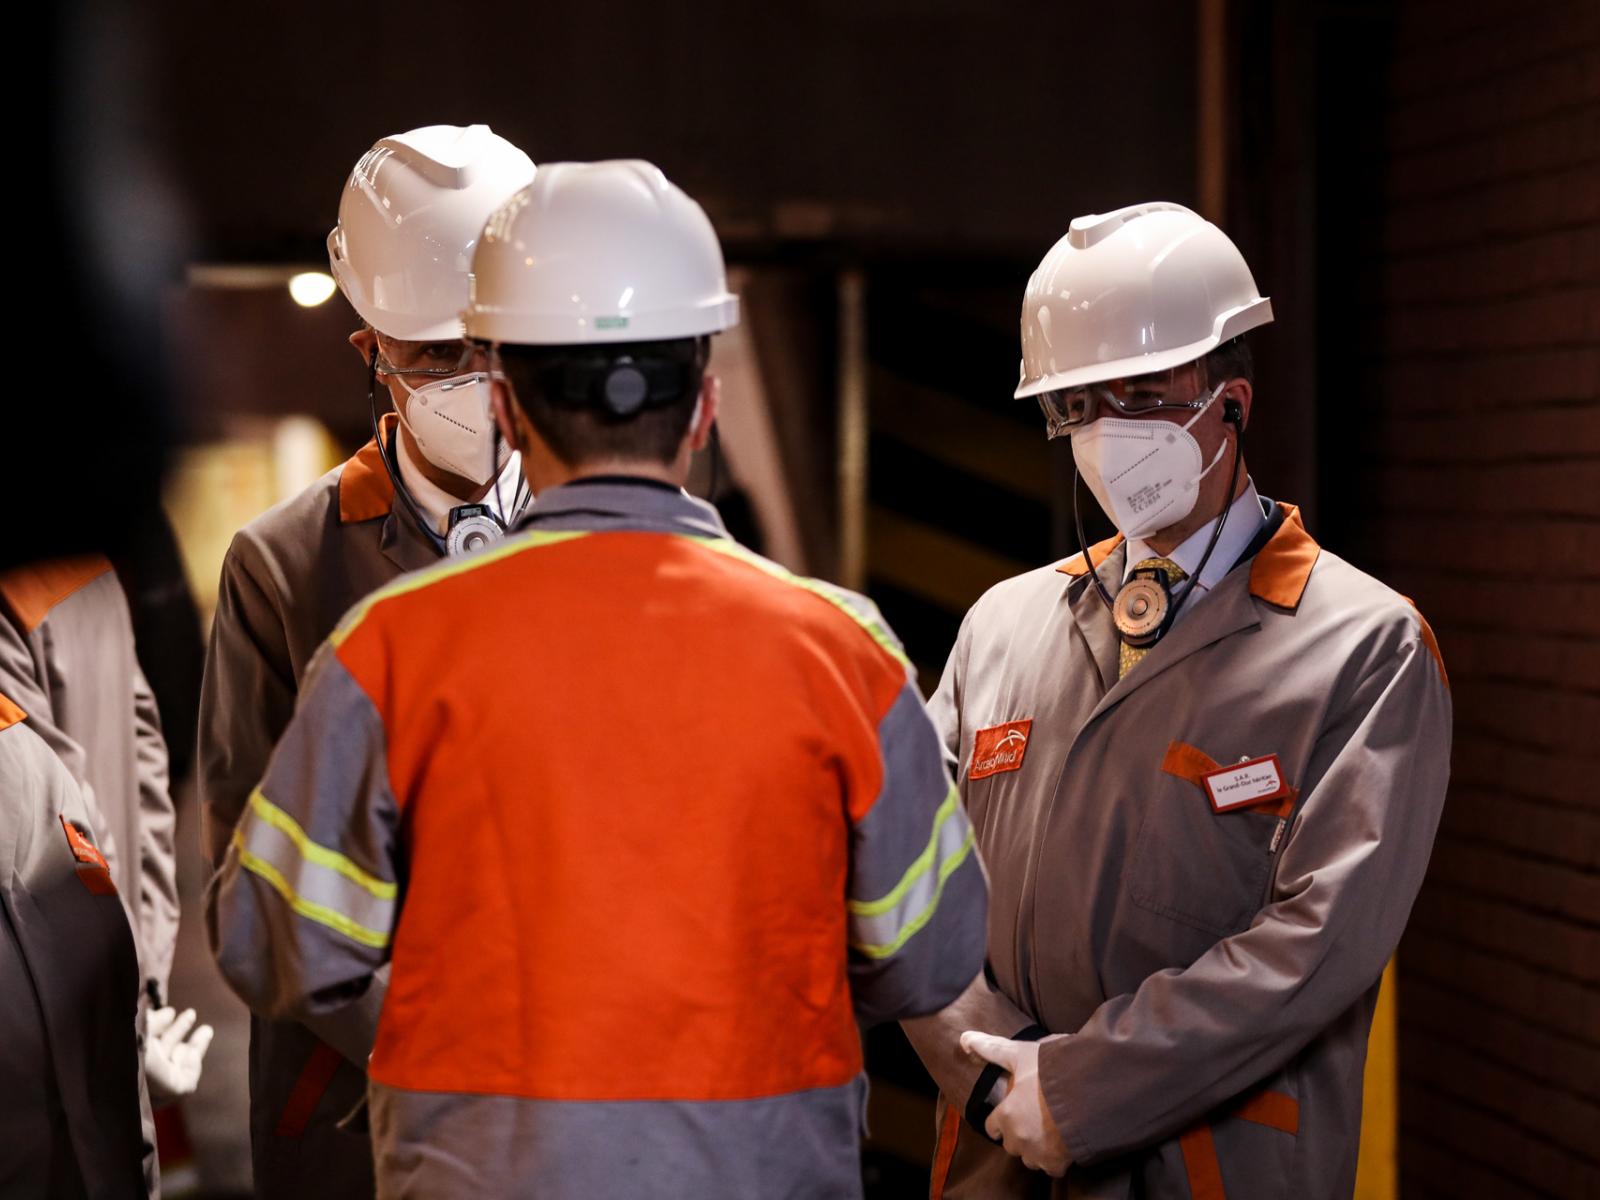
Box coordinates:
[394,433,525,535]
[512,476,729,540]
[1123,479,1266,592]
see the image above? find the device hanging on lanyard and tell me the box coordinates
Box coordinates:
[368,356,528,558]
[1072,400,1245,647]
[444,504,505,556]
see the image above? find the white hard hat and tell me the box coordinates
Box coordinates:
[327,125,536,341]
[1014,202,1273,398]
[465,159,739,346]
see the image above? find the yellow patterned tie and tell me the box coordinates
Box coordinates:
[1118,557,1188,679]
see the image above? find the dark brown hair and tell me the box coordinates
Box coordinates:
[497,338,707,467]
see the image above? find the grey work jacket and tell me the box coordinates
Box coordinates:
[907,502,1451,1200]
[0,695,154,1198]
[197,417,434,1199]
[0,557,179,1002]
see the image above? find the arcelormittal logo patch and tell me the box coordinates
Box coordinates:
[969,719,1033,780]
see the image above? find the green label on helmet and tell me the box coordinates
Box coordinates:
[596,316,630,330]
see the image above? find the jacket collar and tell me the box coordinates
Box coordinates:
[513,478,729,540]
[337,414,445,572]
[338,413,399,525]
[1055,501,1319,611]
[1059,502,1322,719]
[1247,503,1319,609]
[0,556,113,636]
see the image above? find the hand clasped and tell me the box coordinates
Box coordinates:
[960,1030,1072,1177]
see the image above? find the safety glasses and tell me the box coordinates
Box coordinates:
[373,336,481,379]
[1037,367,1213,439]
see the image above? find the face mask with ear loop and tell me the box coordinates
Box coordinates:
[367,355,531,558]
[1070,389,1246,649]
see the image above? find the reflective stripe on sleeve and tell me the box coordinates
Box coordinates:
[234,790,396,949]
[848,784,975,959]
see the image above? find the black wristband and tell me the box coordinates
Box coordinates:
[963,1023,1049,1140]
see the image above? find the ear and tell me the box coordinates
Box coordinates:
[687,372,720,453]
[348,327,377,367]
[1220,377,1253,432]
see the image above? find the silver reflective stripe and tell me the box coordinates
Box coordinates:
[236,790,395,949]
[848,785,975,959]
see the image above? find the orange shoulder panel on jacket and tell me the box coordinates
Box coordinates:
[0,691,24,730]
[339,413,399,524]
[1248,503,1320,609]
[1402,596,1449,689]
[1056,533,1125,577]
[0,555,113,635]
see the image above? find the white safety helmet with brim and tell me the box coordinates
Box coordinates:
[328,124,536,342]
[465,159,739,347]
[1014,201,1273,401]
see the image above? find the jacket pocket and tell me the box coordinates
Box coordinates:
[1124,741,1290,940]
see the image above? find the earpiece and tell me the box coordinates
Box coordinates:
[602,364,650,417]
[1223,399,1243,426]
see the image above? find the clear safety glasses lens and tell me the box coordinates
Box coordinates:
[1037,368,1213,437]
[373,341,479,379]
[1037,389,1091,439]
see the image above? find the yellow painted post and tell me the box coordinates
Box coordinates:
[1354,959,1399,1200]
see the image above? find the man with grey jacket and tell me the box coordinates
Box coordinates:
[905,202,1450,1200]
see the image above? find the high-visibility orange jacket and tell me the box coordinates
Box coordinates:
[213,479,988,1198]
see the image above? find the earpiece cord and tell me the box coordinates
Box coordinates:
[490,425,509,524]
[707,422,722,505]
[1072,462,1120,614]
[1163,426,1243,630]
[368,357,449,558]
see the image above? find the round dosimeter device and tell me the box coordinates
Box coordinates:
[445,504,506,557]
[1112,568,1173,648]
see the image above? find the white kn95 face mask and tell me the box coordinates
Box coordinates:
[1070,380,1228,540]
[394,372,502,487]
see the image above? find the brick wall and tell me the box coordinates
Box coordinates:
[1351,2,1599,1194]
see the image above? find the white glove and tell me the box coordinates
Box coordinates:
[144,1006,214,1104]
[960,1030,1072,1177]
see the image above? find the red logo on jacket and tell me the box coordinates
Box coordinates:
[970,719,1033,780]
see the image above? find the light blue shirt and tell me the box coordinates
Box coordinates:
[1123,480,1267,627]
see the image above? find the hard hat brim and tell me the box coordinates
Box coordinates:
[1014,296,1273,399]
[466,294,740,346]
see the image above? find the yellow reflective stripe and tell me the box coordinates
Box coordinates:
[851,829,976,960]
[848,784,962,917]
[247,791,395,900]
[233,830,391,949]
[692,538,911,671]
[329,530,591,648]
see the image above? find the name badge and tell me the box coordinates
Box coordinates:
[1200,755,1291,812]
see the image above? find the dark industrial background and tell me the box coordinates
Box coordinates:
[27,0,1598,1195]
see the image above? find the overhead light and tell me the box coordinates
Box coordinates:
[288,271,337,307]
